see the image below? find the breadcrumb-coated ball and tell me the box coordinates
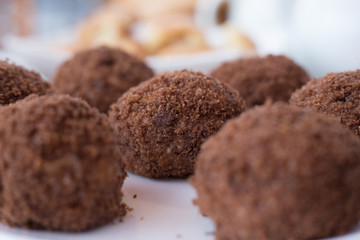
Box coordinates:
[0,60,51,105]
[53,46,154,113]
[109,70,245,178]
[192,103,360,240]
[0,95,126,231]
[211,55,309,108]
[290,70,360,136]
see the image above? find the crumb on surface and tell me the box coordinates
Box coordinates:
[122,203,134,213]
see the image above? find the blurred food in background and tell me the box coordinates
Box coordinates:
[9,0,35,37]
[0,0,105,39]
[73,0,255,58]
[1,0,359,78]
[0,0,35,43]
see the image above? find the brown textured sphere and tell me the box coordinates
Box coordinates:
[108,70,246,178]
[0,60,51,105]
[0,95,126,231]
[53,46,154,113]
[192,103,360,240]
[211,55,309,107]
[290,70,360,136]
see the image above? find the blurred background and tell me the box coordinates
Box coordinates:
[0,0,360,79]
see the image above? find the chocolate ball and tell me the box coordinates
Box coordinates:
[109,70,245,178]
[0,60,51,105]
[0,95,126,231]
[290,70,360,136]
[211,55,309,108]
[53,46,154,113]
[192,103,360,240]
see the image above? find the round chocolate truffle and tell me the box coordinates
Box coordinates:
[109,70,245,178]
[210,55,309,108]
[53,46,154,113]
[0,95,126,231]
[290,70,360,136]
[192,103,360,240]
[0,60,51,105]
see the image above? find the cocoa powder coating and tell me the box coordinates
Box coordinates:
[192,103,360,240]
[0,95,126,231]
[0,60,51,105]
[290,70,360,136]
[53,46,154,113]
[108,70,246,178]
[211,55,309,107]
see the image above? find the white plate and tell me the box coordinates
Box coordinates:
[0,173,359,240]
